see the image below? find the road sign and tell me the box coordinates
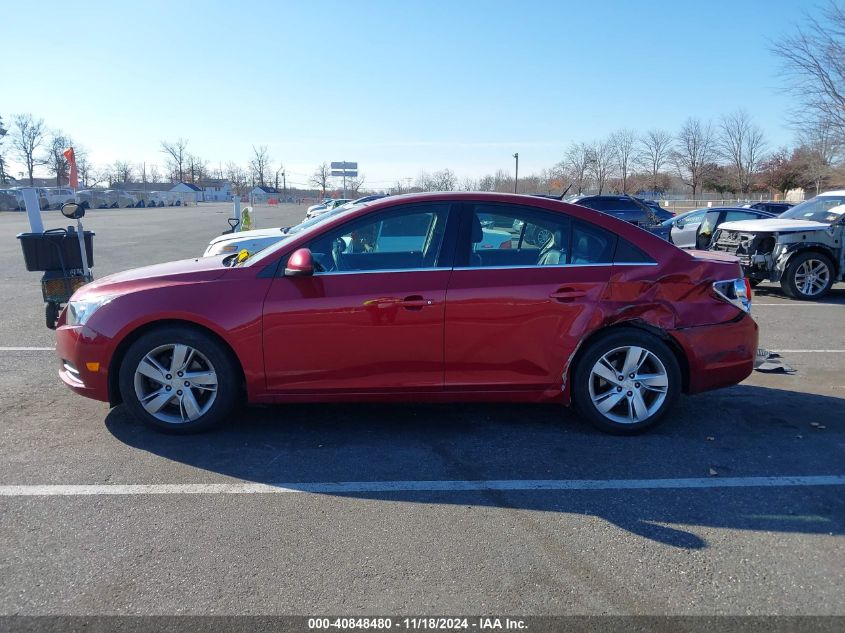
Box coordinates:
[331,170,358,177]
[331,161,357,170]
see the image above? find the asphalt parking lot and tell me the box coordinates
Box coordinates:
[0,203,843,616]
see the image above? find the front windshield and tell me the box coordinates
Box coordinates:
[780,195,845,223]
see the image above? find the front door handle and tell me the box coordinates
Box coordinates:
[399,294,432,310]
[550,288,586,302]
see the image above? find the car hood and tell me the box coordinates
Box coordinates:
[78,256,228,298]
[717,218,832,233]
[207,227,286,246]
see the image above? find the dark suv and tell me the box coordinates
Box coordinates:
[572,195,668,227]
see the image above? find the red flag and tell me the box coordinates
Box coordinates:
[63,147,79,189]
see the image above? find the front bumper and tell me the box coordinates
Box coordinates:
[55,323,113,402]
[670,313,759,394]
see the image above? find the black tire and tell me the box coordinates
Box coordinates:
[781,252,834,300]
[573,329,681,435]
[45,302,59,330]
[118,326,240,433]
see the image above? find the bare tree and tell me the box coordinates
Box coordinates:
[46,132,73,186]
[432,168,457,191]
[673,118,716,197]
[150,164,162,184]
[477,174,495,191]
[461,176,477,191]
[310,162,331,196]
[161,138,188,182]
[775,2,845,137]
[639,129,673,195]
[610,129,637,193]
[587,138,614,194]
[187,154,207,183]
[112,160,134,183]
[563,142,592,194]
[11,114,46,185]
[718,110,767,194]
[347,174,366,196]
[249,145,271,186]
[795,117,843,194]
[0,115,8,185]
[77,155,97,188]
[225,162,249,196]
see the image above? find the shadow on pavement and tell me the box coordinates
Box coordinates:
[105,384,845,550]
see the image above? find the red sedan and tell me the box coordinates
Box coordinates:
[55,193,757,434]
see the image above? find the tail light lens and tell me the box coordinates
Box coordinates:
[499,239,512,249]
[713,278,752,314]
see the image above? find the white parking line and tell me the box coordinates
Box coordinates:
[755,303,844,306]
[1,475,843,497]
[0,347,55,351]
[771,350,845,353]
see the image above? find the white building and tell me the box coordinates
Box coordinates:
[170,182,203,203]
[249,185,281,203]
[199,179,233,202]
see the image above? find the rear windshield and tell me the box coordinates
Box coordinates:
[780,196,845,223]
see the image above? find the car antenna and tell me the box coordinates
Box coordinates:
[556,183,573,200]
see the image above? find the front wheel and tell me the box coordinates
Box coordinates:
[781,252,834,300]
[118,326,240,433]
[573,329,681,434]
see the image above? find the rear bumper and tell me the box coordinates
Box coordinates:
[55,324,113,402]
[671,313,758,394]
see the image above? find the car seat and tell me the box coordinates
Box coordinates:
[537,230,567,265]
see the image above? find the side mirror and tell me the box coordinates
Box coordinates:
[284,248,314,277]
[61,202,84,220]
[674,219,684,229]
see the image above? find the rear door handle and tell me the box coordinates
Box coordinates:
[550,288,587,302]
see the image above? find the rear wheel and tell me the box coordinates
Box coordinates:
[781,252,834,300]
[573,329,681,434]
[118,326,240,433]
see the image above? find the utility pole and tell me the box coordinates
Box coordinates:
[513,153,519,193]
[282,170,286,202]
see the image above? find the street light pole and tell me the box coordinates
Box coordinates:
[513,152,519,193]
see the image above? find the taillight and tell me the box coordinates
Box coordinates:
[713,278,752,314]
[499,239,512,249]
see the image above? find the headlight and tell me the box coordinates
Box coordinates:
[65,295,116,326]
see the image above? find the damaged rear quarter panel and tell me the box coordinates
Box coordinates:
[559,252,748,399]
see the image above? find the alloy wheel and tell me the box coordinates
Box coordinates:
[794,259,830,297]
[588,345,669,425]
[133,343,218,424]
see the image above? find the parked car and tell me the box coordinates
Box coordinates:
[203,205,360,256]
[711,190,845,299]
[76,189,110,209]
[332,194,389,213]
[634,198,674,222]
[10,187,49,209]
[57,192,756,436]
[659,207,775,249]
[742,202,794,215]
[571,195,663,227]
[43,187,76,209]
[306,198,354,218]
[0,189,21,211]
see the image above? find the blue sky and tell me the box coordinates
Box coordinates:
[2,0,814,188]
